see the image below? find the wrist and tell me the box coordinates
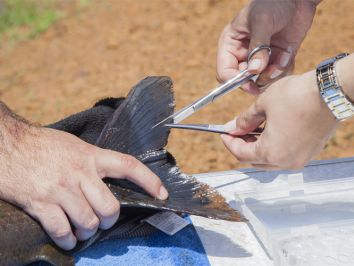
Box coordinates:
[335,53,354,103]
[0,102,33,151]
[303,70,338,124]
[315,53,354,121]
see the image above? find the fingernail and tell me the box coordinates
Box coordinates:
[158,186,169,200]
[224,120,237,132]
[270,69,283,79]
[279,52,291,68]
[239,61,248,71]
[248,59,262,71]
[100,213,119,230]
[61,234,77,250]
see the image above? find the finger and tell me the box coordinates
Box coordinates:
[224,121,261,142]
[216,47,241,83]
[225,104,266,135]
[235,104,266,135]
[257,64,286,86]
[27,203,77,250]
[287,62,295,75]
[80,177,120,230]
[242,135,258,143]
[239,61,261,95]
[216,24,262,95]
[242,81,260,95]
[216,25,248,82]
[58,189,99,241]
[256,47,293,86]
[221,134,262,164]
[94,149,168,200]
[247,17,273,74]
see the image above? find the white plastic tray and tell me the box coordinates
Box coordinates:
[233,159,354,266]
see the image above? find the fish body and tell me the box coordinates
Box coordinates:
[0,77,244,265]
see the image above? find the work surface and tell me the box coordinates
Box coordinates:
[75,157,354,265]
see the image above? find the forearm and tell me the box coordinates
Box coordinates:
[0,101,34,159]
[0,101,31,127]
[336,53,354,102]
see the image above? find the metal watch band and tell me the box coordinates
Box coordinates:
[316,53,354,121]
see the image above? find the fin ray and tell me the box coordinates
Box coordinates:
[96,76,244,222]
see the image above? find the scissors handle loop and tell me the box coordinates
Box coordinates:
[247,45,272,63]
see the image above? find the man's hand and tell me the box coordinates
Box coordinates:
[0,107,168,250]
[217,0,320,94]
[221,70,338,170]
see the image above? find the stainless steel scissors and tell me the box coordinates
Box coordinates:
[163,123,264,135]
[153,45,271,135]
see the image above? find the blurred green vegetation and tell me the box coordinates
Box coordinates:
[0,0,60,39]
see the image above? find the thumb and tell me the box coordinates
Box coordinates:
[225,102,266,135]
[247,16,273,74]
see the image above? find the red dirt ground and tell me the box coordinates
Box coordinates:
[0,0,353,173]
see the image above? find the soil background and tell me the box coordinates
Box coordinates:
[0,0,353,174]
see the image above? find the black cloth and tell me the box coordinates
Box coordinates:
[47,97,124,144]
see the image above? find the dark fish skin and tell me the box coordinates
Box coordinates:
[0,76,244,266]
[0,200,74,266]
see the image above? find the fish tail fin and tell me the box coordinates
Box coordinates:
[96,76,174,154]
[96,76,245,222]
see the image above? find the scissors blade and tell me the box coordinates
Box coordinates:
[165,123,228,134]
[153,103,195,128]
[153,70,255,128]
[165,123,262,136]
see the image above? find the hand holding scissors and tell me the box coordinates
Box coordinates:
[154,45,271,136]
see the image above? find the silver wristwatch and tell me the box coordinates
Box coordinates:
[316,53,354,121]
